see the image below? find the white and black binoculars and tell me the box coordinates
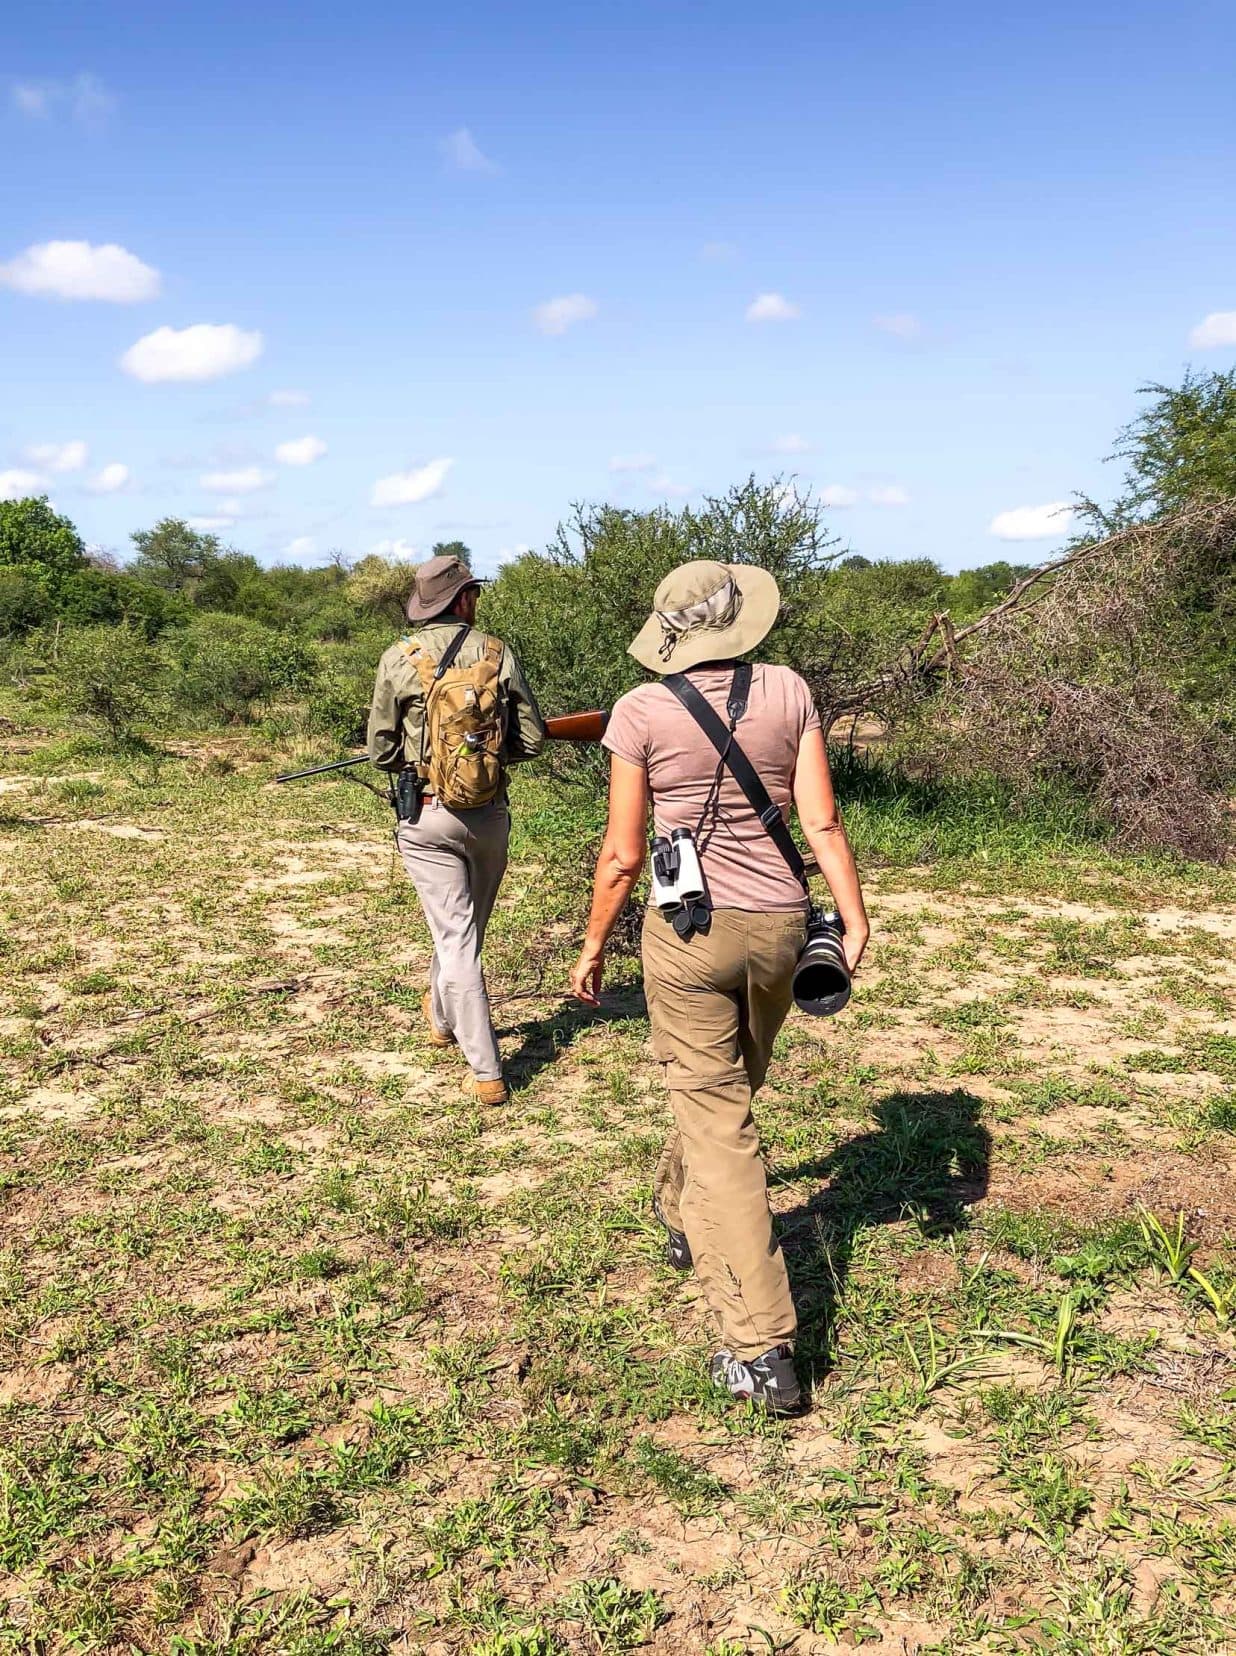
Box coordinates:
[650,829,711,936]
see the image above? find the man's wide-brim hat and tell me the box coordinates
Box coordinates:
[628,560,781,674]
[406,553,484,622]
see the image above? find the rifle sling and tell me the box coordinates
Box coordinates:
[663,669,810,895]
[433,624,471,681]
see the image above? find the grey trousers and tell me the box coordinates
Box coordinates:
[395,799,510,1081]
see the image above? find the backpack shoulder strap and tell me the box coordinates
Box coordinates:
[401,634,436,698]
[663,668,809,893]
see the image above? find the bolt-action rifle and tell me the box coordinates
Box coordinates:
[274,710,609,786]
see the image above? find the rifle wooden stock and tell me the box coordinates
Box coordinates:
[544,710,609,743]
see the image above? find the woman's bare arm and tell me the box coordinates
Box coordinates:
[568,756,648,1005]
[793,727,870,972]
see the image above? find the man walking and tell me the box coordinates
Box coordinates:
[368,553,546,1104]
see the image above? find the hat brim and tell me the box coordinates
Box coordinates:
[628,564,781,674]
[405,575,486,622]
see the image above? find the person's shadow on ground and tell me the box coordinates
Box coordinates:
[773,1089,992,1378]
[496,985,647,1090]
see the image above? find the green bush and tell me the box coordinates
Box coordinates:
[56,569,187,638]
[51,623,166,748]
[169,613,316,724]
[301,633,389,746]
[0,568,53,637]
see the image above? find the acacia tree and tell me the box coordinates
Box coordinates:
[1084,368,1236,527]
[129,518,223,596]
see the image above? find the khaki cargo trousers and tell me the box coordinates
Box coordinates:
[644,906,807,1360]
[396,799,509,1082]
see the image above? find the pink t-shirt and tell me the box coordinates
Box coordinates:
[603,663,820,913]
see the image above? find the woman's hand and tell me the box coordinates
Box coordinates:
[569,940,606,1007]
[843,924,870,976]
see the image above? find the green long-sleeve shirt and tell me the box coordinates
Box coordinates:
[366,622,547,775]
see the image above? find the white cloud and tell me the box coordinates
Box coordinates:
[10,73,114,125]
[269,388,310,407]
[649,474,692,500]
[89,462,130,493]
[369,538,420,559]
[187,516,235,532]
[12,84,50,116]
[989,500,1073,540]
[533,293,598,336]
[496,542,532,564]
[25,439,88,473]
[286,536,316,560]
[0,240,160,302]
[371,456,453,508]
[609,453,657,473]
[1188,311,1236,350]
[868,485,910,506]
[746,292,801,323]
[275,434,327,466]
[0,468,48,499]
[820,484,859,508]
[770,433,810,455]
[121,323,263,383]
[873,312,923,340]
[441,126,498,173]
[200,466,272,494]
[215,498,247,517]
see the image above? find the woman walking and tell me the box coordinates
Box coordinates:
[569,560,869,1414]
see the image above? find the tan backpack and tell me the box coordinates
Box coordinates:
[403,627,506,809]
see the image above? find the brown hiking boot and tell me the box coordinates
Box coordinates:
[423,991,455,1049]
[473,1078,508,1106]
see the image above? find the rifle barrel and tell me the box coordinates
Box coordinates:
[275,755,370,784]
[278,708,610,782]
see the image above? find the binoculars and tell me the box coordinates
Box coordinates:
[651,828,712,937]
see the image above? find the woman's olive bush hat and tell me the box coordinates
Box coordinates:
[628,560,781,674]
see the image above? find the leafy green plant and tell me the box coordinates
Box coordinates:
[1186,1263,1235,1329]
[900,1315,991,1404]
[633,1436,727,1515]
[989,1293,1081,1375]
[780,1577,881,1642]
[559,1579,666,1649]
[1137,1207,1196,1283]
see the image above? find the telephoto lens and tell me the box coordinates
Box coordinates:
[792,907,851,1017]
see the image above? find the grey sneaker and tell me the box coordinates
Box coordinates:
[710,1345,804,1415]
[651,1193,692,1271]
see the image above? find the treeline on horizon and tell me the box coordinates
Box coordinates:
[2,369,1234,860]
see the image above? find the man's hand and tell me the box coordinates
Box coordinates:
[569,940,606,1007]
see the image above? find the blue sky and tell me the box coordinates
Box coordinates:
[3,0,1234,575]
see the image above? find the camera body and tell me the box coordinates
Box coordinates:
[792,906,851,1017]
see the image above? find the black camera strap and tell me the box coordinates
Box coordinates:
[663,667,811,896]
